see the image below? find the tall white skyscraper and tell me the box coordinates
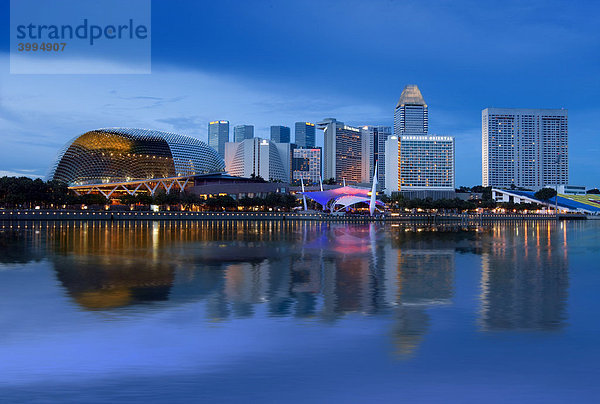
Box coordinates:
[224,138,290,182]
[318,118,362,183]
[394,85,428,136]
[384,136,399,195]
[386,85,454,196]
[482,108,568,189]
[208,120,230,158]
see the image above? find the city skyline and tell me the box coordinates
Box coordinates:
[2,2,598,402]
[0,1,598,187]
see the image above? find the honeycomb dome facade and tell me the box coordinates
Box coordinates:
[48,128,225,185]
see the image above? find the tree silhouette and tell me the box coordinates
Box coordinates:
[534,188,557,202]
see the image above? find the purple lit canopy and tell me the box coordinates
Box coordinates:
[300,186,384,211]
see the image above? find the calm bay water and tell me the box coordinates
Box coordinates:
[0,220,599,403]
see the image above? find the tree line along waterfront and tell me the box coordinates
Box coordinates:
[0,177,297,212]
[1,176,598,213]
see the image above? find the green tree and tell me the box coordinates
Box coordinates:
[282,194,298,211]
[205,195,237,211]
[470,185,492,201]
[136,194,153,208]
[249,174,267,183]
[264,193,283,209]
[119,194,137,206]
[534,187,557,202]
[46,180,70,207]
[154,191,181,209]
[79,193,108,207]
[180,192,202,211]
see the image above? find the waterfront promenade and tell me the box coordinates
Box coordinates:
[0,209,587,223]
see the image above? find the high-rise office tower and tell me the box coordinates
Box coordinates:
[394,85,428,136]
[361,125,392,187]
[387,85,453,196]
[292,148,322,185]
[270,125,291,143]
[482,108,568,189]
[295,122,316,148]
[233,125,254,142]
[208,120,230,158]
[318,118,362,183]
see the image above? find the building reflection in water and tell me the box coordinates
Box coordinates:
[478,221,569,332]
[389,227,457,357]
[0,219,571,357]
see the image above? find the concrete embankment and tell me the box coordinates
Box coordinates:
[0,210,586,223]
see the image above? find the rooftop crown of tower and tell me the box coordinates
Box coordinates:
[396,84,427,108]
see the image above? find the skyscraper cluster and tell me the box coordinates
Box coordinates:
[210,120,321,183]
[208,84,569,193]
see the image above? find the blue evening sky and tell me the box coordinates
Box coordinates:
[0,0,598,186]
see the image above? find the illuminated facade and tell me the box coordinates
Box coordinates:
[209,120,230,158]
[387,85,455,195]
[399,135,455,190]
[300,186,384,212]
[361,125,392,187]
[295,122,316,148]
[318,118,362,183]
[482,108,568,189]
[292,148,322,184]
[48,128,225,188]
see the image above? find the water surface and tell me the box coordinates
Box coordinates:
[0,220,598,403]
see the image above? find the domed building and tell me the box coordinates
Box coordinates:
[49,128,225,186]
[47,128,291,200]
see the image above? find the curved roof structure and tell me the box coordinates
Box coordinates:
[496,189,600,214]
[48,128,225,185]
[331,195,385,212]
[301,186,384,212]
[396,84,427,108]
